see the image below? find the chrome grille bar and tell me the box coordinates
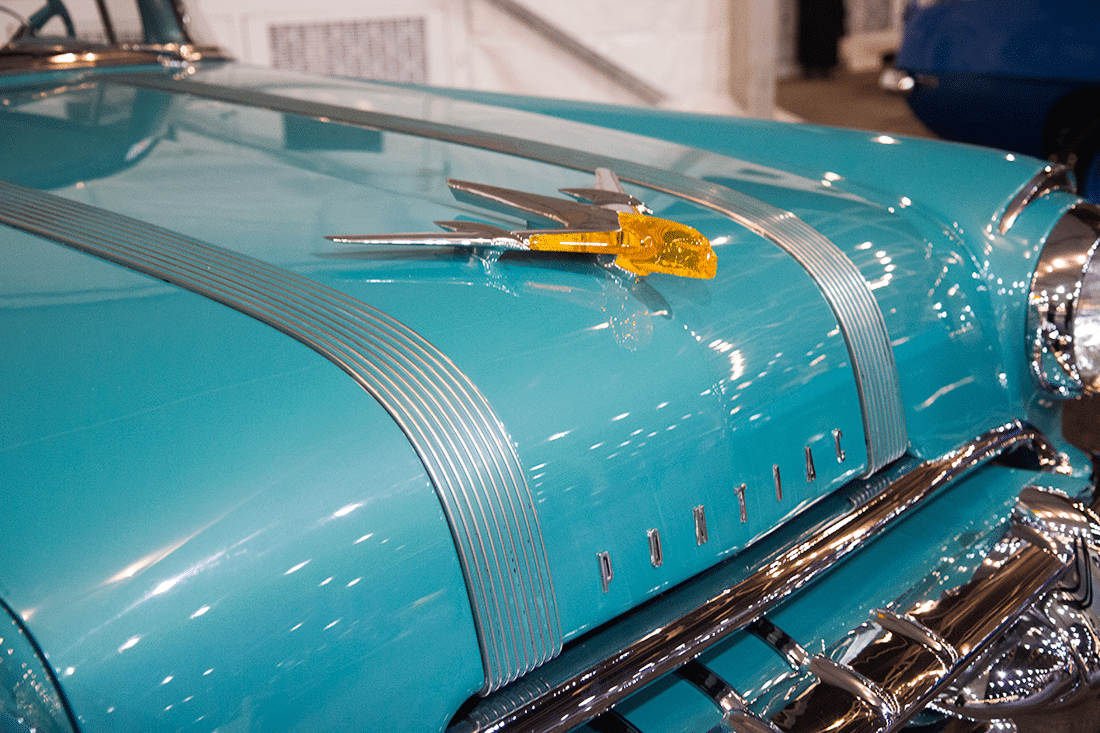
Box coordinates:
[765,520,1073,732]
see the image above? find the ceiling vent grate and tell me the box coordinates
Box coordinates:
[268,17,428,83]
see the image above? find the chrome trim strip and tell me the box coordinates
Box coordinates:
[452,421,1050,733]
[1017,484,1098,541]
[773,464,783,501]
[107,71,907,473]
[805,445,817,482]
[872,609,959,666]
[0,180,560,693]
[675,659,748,715]
[734,483,748,523]
[1026,203,1100,397]
[998,163,1075,235]
[646,529,663,568]
[597,551,613,593]
[0,45,229,74]
[0,596,82,733]
[809,656,899,724]
[748,617,810,670]
[693,505,709,545]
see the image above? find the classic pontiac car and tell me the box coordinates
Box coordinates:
[886,0,1100,200]
[4,1,1100,733]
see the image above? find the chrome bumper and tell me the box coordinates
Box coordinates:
[450,422,1100,733]
[749,485,1100,733]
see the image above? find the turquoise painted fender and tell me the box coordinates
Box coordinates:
[1,33,1096,733]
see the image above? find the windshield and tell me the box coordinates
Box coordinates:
[1,0,219,51]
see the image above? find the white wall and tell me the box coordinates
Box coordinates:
[189,0,900,117]
[192,0,782,116]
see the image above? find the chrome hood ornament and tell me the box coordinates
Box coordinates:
[327,169,717,279]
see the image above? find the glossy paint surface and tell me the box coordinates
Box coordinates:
[891,0,1100,159]
[395,77,1071,459]
[904,72,1076,157]
[0,58,1081,732]
[896,0,1100,82]
[1,232,484,731]
[1,67,875,641]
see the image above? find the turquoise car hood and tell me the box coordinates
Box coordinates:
[0,63,1062,731]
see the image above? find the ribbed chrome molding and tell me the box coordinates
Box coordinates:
[0,180,560,693]
[107,71,907,473]
[449,421,1060,733]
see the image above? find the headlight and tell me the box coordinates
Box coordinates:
[1027,203,1100,396]
[0,602,75,733]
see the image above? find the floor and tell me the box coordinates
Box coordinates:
[774,70,1100,456]
[776,70,934,138]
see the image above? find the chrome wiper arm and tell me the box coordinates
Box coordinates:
[28,0,75,36]
[0,4,33,48]
[2,0,76,47]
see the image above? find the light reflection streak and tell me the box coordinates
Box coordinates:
[331,502,363,519]
[285,560,310,575]
[103,540,192,586]
[915,376,976,411]
[151,551,226,597]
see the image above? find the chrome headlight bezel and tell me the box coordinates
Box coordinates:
[1027,203,1100,397]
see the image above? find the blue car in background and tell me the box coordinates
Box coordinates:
[889,0,1100,198]
[7,0,1100,732]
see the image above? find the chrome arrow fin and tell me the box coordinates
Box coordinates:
[326,168,716,279]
